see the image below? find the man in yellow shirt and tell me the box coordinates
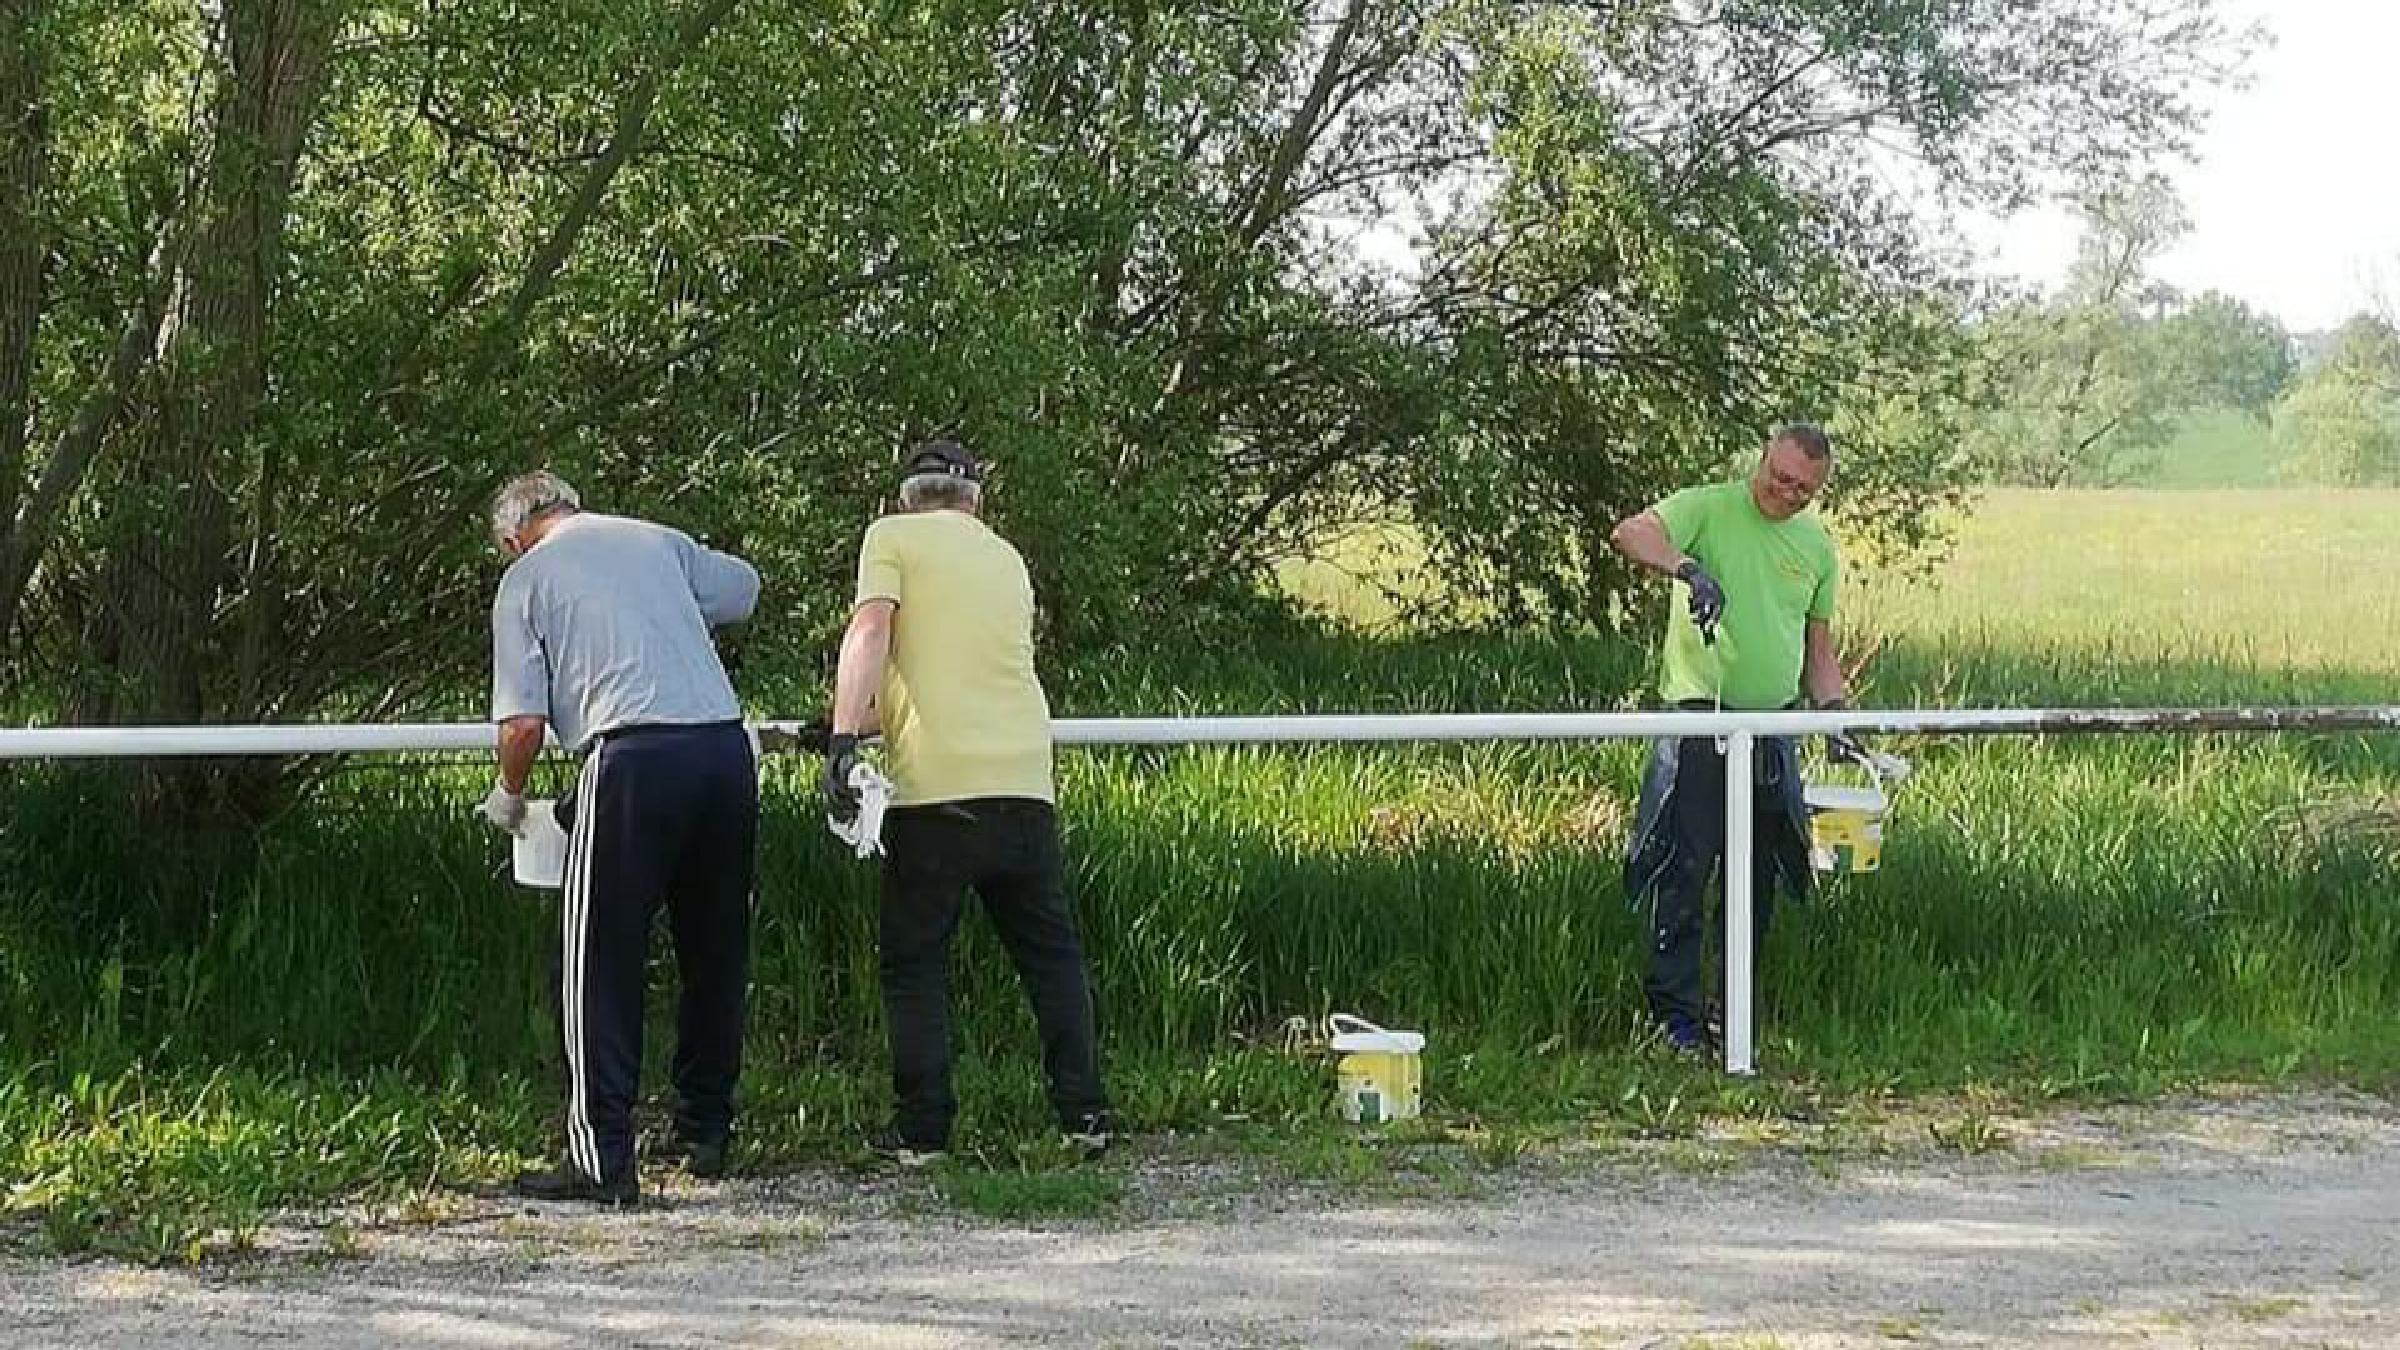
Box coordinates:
[827,440,1110,1164]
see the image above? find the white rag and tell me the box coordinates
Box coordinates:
[829,762,894,859]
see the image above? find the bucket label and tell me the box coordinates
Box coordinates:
[1807,808,1884,874]
[1336,1050,1423,1124]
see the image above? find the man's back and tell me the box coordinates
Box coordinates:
[854,510,1052,806]
[491,513,757,751]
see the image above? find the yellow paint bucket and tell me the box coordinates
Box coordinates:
[1804,781,1887,874]
[1330,1014,1425,1124]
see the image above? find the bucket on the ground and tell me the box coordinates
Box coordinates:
[512,800,569,888]
[1330,1013,1425,1124]
[1804,756,1889,874]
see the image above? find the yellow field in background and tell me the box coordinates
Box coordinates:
[1281,490,2400,683]
[1854,489,2400,677]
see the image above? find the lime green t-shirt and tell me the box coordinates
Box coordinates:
[1653,481,1839,710]
[853,511,1055,806]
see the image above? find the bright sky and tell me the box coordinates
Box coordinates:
[1967,0,2400,332]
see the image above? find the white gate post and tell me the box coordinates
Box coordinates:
[1723,730,1757,1076]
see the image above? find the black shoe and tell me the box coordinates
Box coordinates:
[1062,1112,1113,1160]
[512,1159,638,1207]
[866,1128,947,1169]
[664,1132,732,1180]
[1657,1012,1719,1059]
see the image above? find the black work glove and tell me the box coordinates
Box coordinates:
[1676,559,1726,636]
[821,732,862,825]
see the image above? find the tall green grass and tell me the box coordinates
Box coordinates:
[5,497,2399,1259]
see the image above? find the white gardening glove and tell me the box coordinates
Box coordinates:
[828,761,894,859]
[479,782,529,835]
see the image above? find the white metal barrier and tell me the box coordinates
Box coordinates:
[5,705,2397,1076]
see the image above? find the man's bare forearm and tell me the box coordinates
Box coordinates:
[832,604,892,736]
[495,717,547,792]
[1803,625,1846,708]
[1609,511,1688,578]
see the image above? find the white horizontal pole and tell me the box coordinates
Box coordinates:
[2,706,2397,761]
[1048,706,2400,745]
[0,723,499,759]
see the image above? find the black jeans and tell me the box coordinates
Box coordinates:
[878,798,1108,1148]
[1644,733,1782,1029]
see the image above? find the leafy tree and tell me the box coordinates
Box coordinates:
[2156,290,2292,416]
[1969,175,2190,487]
[2274,313,2400,486]
[0,0,2247,825]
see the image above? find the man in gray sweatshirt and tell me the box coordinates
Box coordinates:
[480,471,761,1205]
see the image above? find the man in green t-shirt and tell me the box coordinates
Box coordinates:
[1608,424,1857,1053]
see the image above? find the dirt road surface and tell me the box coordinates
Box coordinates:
[6,1091,2395,1348]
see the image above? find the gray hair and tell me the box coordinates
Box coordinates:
[897,472,982,513]
[489,471,581,548]
[1770,422,1833,460]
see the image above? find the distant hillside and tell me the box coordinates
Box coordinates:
[2121,408,2284,489]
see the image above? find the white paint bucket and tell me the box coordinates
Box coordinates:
[1330,1013,1425,1124]
[1804,776,1887,874]
[512,800,569,888]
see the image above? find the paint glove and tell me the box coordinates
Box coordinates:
[1676,559,1726,636]
[827,761,893,860]
[822,733,863,826]
[479,782,528,835]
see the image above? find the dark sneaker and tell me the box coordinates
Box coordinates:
[512,1159,638,1207]
[866,1129,947,1169]
[670,1134,731,1180]
[1658,1013,1718,1059]
[1062,1113,1113,1160]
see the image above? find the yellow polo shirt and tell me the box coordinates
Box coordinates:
[853,510,1055,806]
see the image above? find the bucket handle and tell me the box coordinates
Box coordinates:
[1824,746,1910,792]
[1327,1013,1390,1039]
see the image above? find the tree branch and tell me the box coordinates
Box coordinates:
[484,0,744,361]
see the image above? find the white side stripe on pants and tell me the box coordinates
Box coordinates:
[561,744,606,1181]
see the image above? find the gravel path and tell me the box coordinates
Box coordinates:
[6,1091,2395,1348]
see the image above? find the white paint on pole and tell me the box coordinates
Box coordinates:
[5,706,2397,760]
[1722,731,1757,1077]
[0,723,501,759]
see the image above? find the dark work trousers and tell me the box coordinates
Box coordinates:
[1645,733,1783,1029]
[878,798,1108,1149]
[556,721,757,1184]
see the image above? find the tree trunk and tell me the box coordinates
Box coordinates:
[99,0,335,727]
[0,0,46,606]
